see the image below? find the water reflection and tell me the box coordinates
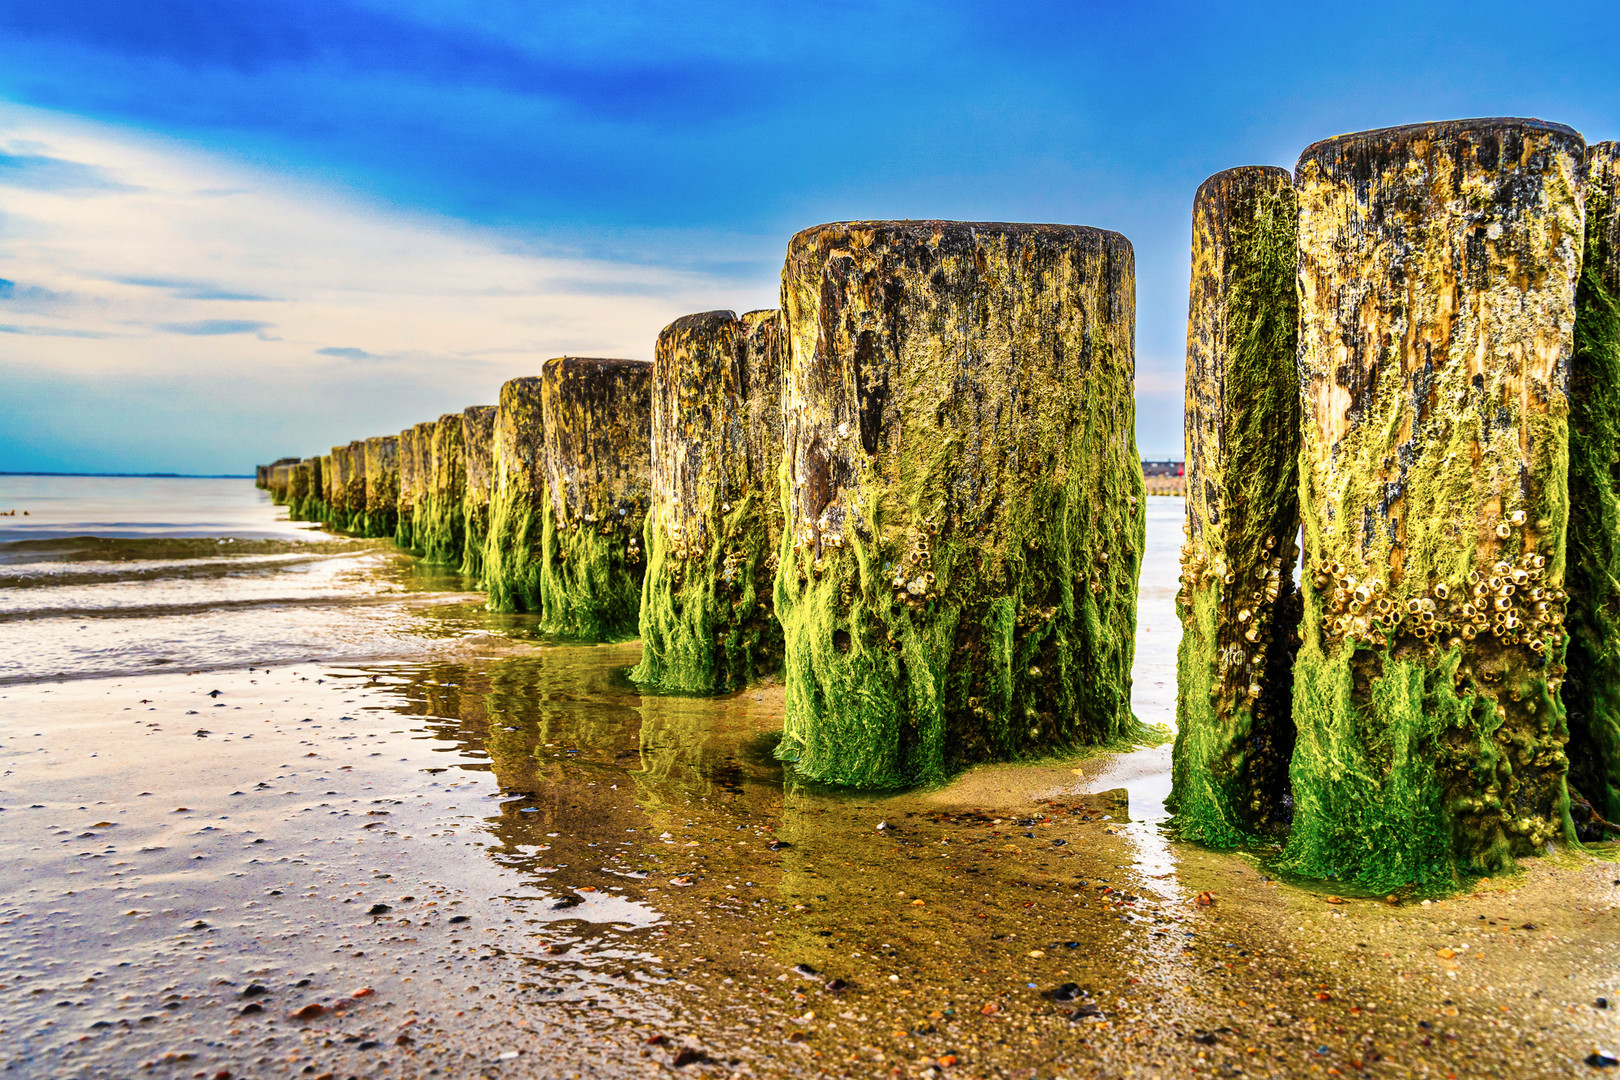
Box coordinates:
[360,638,1213,1071]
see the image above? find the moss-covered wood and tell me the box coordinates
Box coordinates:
[362,435,399,538]
[258,457,298,491]
[343,440,368,533]
[773,220,1145,789]
[269,464,291,504]
[536,356,653,639]
[633,310,786,691]
[1566,142,1620,836]
[1169,167,1302,847]
[290,456,325,521]
[420,413,466,565]
[327,446,351,529]
[485,377,548,611]
[396,426,420,549]
[460,405,497,580]
[406,421,437,551]
[1287,118,1585,891]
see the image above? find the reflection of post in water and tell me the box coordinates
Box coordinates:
[630,689,784,811]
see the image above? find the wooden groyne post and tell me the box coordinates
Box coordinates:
[396,425,420,549]
[327,445,351,529]
[422,412,466,564]
[362,435,399,538]
[1168,167,1302,846]
[536,356,653,639]
[1286,118,1585,890]
[1567,141,1620,835]
[460,405,497,580]
[634,309,785,691]
[485,377,548,611]
[344,440,368,533]
[774,220,1144,788]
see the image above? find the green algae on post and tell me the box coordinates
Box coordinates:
[362,435,399,539]
[633,310,786,692]
[293,456,325,522]
[460,405,497,581]
[344,439,368,533]
[269,464,291,505]
[536,356,653,640]
[405,421,437,551]
[396,426,420,549]
[484,377,547,611]
[1286,119,1585,892]
[328,445,352,530]
[1168,167,1302,847]
[773,220,1145,789]
[420,413,466,565]
[1566,141,1620,834]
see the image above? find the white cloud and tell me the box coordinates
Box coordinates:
[0,104,777,471]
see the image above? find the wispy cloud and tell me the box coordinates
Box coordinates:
[0,104,766,473]
[113,274,274,301]
[0,150,133,192]
[160,318,272,336]
[316,345,381,360]
[0,322,110,338]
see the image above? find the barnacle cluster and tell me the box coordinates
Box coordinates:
[1179,530,1293,708]
[890,519,940,611]
[1310,528,1564,659]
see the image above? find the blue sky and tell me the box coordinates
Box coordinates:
[1,0,1617,472]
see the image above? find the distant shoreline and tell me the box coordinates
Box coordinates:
[0,471,253,480]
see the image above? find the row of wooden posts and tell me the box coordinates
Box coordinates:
[258,116,1620,891]
[1174,118,1620,892]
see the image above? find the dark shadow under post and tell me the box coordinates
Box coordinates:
[634,310,785,692]
[460,405,497,582]
[537,356,653,640]
[1169,166,1302,846]
[485,377,547,612]
[1286,118,1584,891]
[1566,141,1620,837]
[774,220,1144,789]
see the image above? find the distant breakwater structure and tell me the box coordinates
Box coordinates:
[260,116,1620,892]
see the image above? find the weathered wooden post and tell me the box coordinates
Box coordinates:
[1168,167,1302,846]
[460,405,497,580]
[344,439,368,533]
[270,464,291,504]
[485,377,547,610]
[327,446,350,529]
[396,426,420,549]
[319,454,334,525]
[296,456,324,521]
[1286,119,1585,890]
[422,412,466,564]
[634,309,786,691]
[1567,142,1620,834]
[774,220,1144,788]
[256,464,269,488]
[536,356,653,639]
[400,421,433,551]
[362,436,399,538]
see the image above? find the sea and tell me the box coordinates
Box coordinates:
[0,474,1184,720]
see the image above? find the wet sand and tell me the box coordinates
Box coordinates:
[3,641,1618,1080]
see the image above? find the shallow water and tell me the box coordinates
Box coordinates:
[0,482,1617,1079]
